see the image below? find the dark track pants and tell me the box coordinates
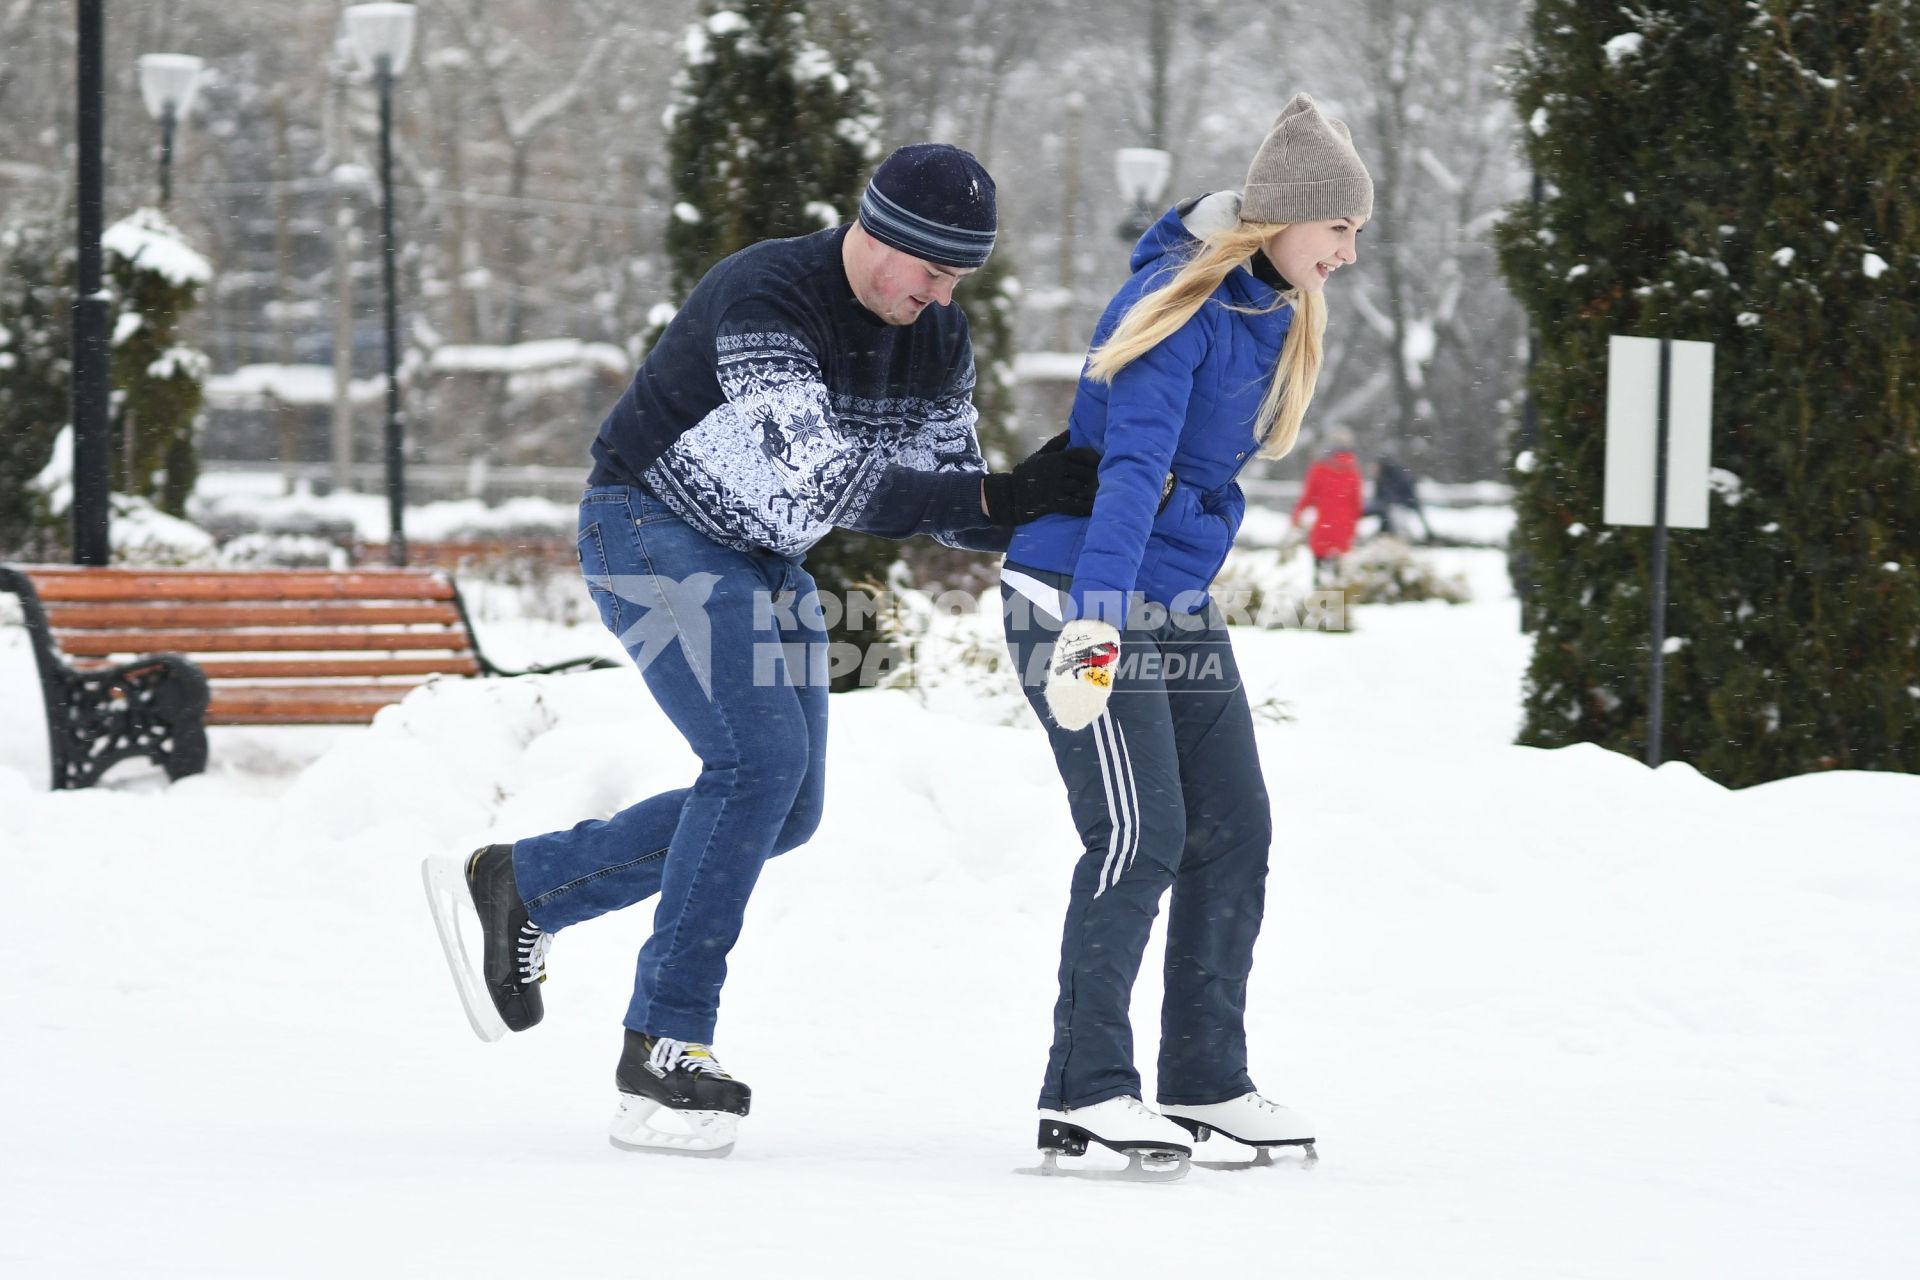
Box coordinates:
[1001,572,1272,1111]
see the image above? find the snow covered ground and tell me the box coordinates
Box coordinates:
[3,546,1917,1278]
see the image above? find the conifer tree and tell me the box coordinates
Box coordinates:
[664,0,882,298]
[0,216,72,557]
[1497,0,1919,784]
[1712,0,1920,778]
[105,209,211,519]
[662,0,909,691]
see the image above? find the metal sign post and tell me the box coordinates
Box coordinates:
[1648,340,1672,767]
[1604,335,1714,767]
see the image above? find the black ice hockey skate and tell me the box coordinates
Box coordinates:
[421,844,550,1041]
[422,844,550,1042]
[616,1032,751,1114]
[465,844,550,1034]
[608,1033,751,1157]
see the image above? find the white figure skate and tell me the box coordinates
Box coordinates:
[1162,1093,1317,1169]
[1020,1097,1193,1182]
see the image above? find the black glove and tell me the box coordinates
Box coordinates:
[981,433,1100,525]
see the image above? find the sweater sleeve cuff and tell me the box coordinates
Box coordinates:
[928,468,989,532]
[843,465,988,541]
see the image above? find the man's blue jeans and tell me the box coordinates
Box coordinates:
[512,484,828,1043]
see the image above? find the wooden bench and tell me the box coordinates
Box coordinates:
[1,564,615,790]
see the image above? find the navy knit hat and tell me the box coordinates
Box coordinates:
[857,144,997,269]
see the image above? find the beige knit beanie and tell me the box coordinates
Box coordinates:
[1240,93,1374,224]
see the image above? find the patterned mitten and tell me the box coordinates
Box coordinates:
[1044,620,1121,731]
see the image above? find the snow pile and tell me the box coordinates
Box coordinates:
[427,339,628,377]
[146,346,211,381]
[1212,540,1332,626]
[214,531,351,569]
[204,363,386,409]
[103,494,221,563]
[27,421,72,509]
[23,426,215,562]
[874,577,1034,727]
[1013,350,1090,382]
[102,207,212,286]
[1603,32,1645,66]
[188,472,576,544]
[1236,503,1514,551]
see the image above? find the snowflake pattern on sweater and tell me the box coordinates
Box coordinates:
[641,331,980,555]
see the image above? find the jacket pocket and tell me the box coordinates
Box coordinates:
[1146,485,1237,591]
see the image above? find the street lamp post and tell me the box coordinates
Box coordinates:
[1113,147,1172,251]
[137,53,203,208]
[344,2,416,567]
[72,0,112,566]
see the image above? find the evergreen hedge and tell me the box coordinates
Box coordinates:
[0,217,72,557]
[1498,0,1919,785]
[107,209,209,519]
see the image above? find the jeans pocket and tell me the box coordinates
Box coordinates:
[576,521,622,637]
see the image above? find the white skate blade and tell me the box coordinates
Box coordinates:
[1016,1147,1189,1182]
[420,856,508,1043]
[1179,1123,1319,1170]
[608,1095,738,1158]
[1192,1141,1318,1171]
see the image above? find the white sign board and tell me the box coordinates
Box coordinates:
[1604,336,1714,529]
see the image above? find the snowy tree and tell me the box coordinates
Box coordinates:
[1497,0,1920,784]
[665,0,902,691]
[664,0,882,297]
[106,209,213,518]
[1708,0,1920,780]
[0,213,73,557]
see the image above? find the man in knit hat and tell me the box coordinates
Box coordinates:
[423,144,1099,1158]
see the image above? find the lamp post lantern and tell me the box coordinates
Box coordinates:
[137,53,203,208]
[1114,146,1172,249]
[344,2,416,566]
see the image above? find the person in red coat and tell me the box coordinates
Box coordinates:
[1292,445,1364,582]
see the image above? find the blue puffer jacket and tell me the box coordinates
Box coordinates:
[1006,192,1293,625]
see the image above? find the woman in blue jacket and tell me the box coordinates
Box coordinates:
[1002,93,1372,1175]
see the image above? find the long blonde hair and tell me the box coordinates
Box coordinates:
[1085,220,1326,461]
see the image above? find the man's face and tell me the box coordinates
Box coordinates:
[1261,216,1366,294]
[861,240,976,325]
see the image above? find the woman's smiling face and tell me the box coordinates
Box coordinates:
[1262,217,1365,293]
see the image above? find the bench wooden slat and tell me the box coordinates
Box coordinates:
[207,684,419,724]
[62,629,472,656]
[195,656,482,679]
[26,569,457,603]
[46,601,464,629]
